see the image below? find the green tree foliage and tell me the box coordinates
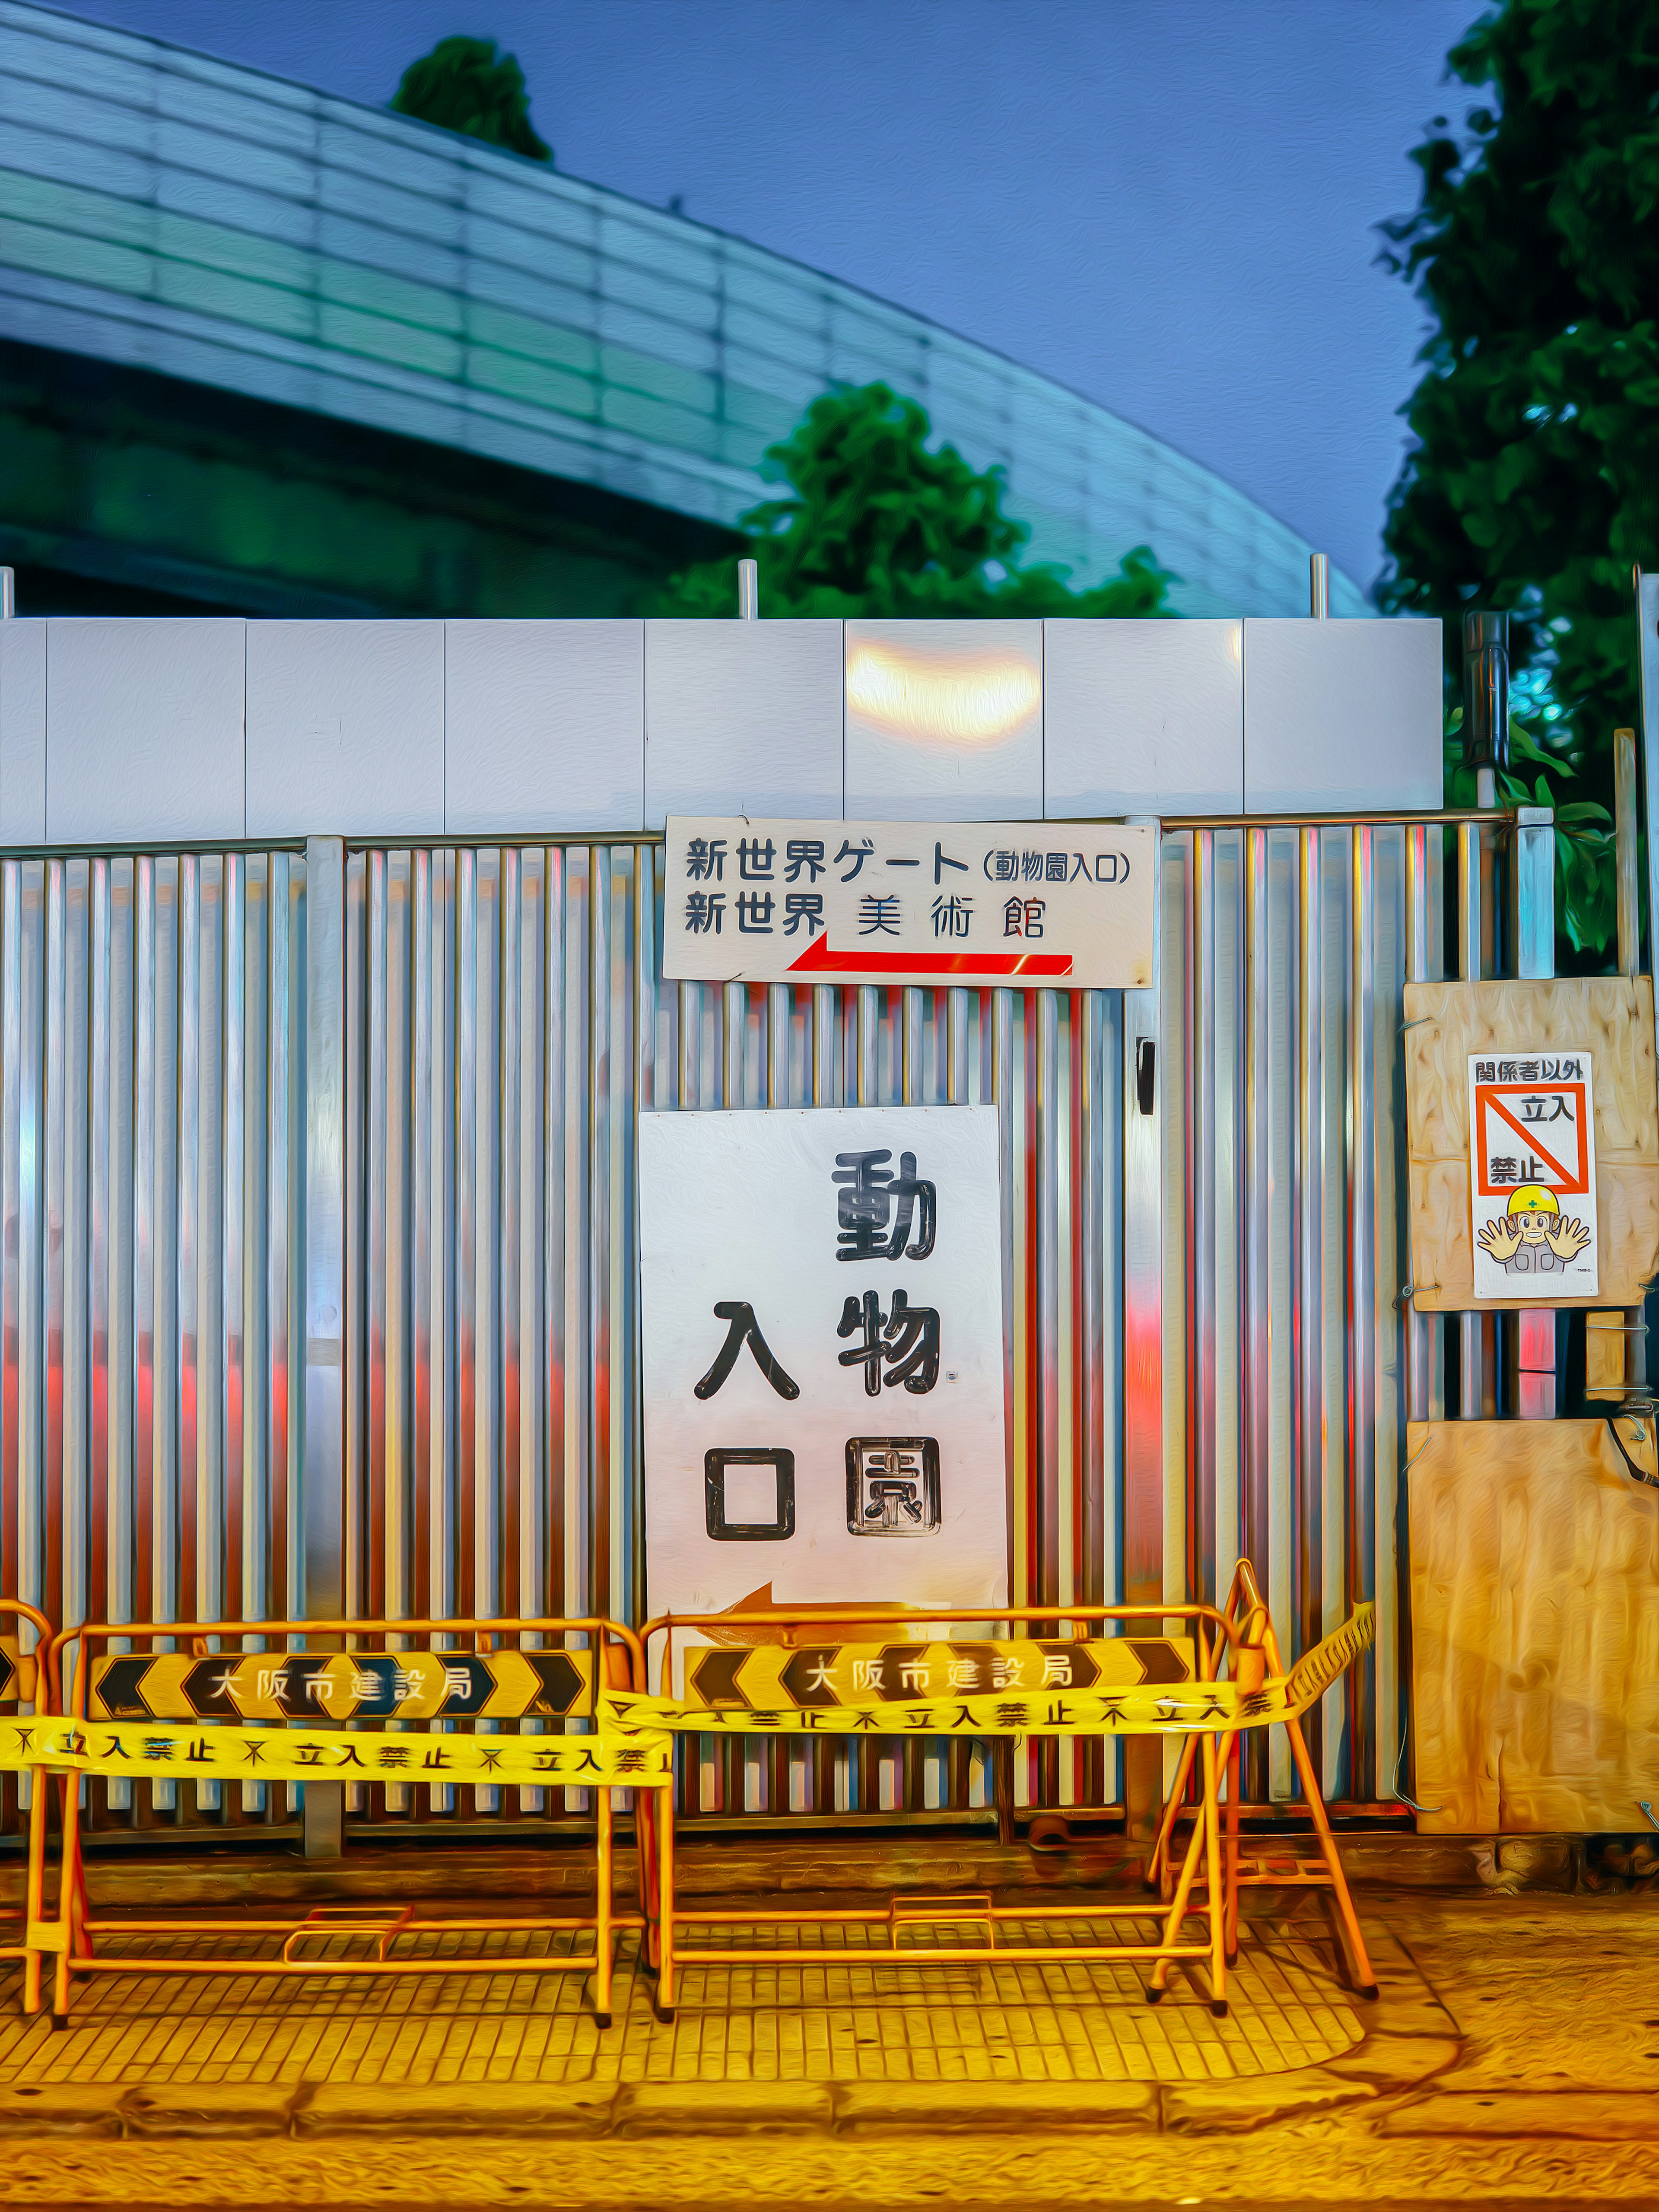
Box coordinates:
[1443,710,1616,955]
[391,36,551,162]
[1377,0,1659,957]
[653,382,1173,620]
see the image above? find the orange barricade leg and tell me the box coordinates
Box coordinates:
[655,1791,677,2022]
[1149,1732,1199,1899]
[1214,1565,1377,2000]
[636,1789,661,1970]
[21,1768,48,2016]
[1224,1733,1242,1964]
[50,1772,81,2026]
[992,1739,1017,1846]
[1282,1709,1377,1996]
[593,1786,614,2025]
[1148,1747,1215,2005]
[1200,1729,1227,2015]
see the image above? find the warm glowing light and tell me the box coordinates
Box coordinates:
[846,644,1041,744]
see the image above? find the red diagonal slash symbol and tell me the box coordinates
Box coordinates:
[787,934,1072,980]
[1481,1088,1586,1190]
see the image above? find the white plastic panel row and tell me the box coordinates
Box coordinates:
[0,615,1444,849]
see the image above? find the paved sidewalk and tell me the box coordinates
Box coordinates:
[0,1843,1656,2207]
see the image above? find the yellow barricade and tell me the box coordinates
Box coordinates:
[631,1583,1377,2026]
[28,1611,655,2030]
[607,1605,1373,1738]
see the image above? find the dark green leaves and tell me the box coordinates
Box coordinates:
[391,36,551,162]
[654,381,1175,621]
[1380,0,1659,959]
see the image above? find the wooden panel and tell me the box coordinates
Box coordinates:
[1408,1418,1659,1832]
[1404,976,1659,1308]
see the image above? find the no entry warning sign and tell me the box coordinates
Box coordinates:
[1467,1052,1599,1300]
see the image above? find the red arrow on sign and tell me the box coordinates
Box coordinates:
[787,934,1073,980]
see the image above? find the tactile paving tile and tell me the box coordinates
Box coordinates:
[0,1915,1360,2089]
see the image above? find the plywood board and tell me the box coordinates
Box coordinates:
[1408,1417,1659,1832]
[1403,976,1659,1308]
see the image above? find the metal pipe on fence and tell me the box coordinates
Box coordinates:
[1462,612,1509,814]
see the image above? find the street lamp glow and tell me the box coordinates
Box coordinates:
[845,642,1041,744]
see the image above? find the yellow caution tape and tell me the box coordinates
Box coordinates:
[3,1610,1373,1764]
[604,1605,1374,1739]
[2,1718,672,1789]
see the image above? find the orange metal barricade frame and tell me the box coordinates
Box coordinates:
[36,1613,645,2028]
[1,1597,52,2016]
[635,1599,1243,2022]
[1147,1563,1378,1997]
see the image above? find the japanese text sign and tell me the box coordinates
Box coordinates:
[1468,1051,1599,1300]
[662,817,1155,989]
[638,1106,1009,1630]
[89,1648,595,1724]
[682,1636,1194,1711]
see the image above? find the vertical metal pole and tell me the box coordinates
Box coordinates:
[1405,825,1441,1424]
[736,559,759,621]
[1456,817,1492,1418]
[1633,574,1659,1409]
[1615,733,1646,1400]
[1122,819,1162,1839]
[1458,616,1507,1418]
[1308,555,1329,620]
[0,568,13,619]
[1348,828,1377,1792]
[1463,612,1509,813]
[1633,571,1659,977]
[1616,731,1640,978]
[1513,804,1557,1417]
[303,835,345,1858]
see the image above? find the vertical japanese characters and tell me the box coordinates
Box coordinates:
[637,1104,1010,1618]
[695,1145,946,1540]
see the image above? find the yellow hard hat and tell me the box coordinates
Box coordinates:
[1507,1183,1559,1217]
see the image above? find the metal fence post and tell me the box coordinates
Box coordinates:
[1614,732,1648,1404]
[1513,805,1557,1416]
[303,834,345,1857]
[1635,570,1659,977]
[1122,818,1163,1839]
[1458,616,1503,1417]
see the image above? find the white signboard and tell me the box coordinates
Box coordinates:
[1468,1050,1599,1300]
[662,817,1155,989]
[639,1106,1009,1631]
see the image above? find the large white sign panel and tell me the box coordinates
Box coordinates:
[1467,1049,1599,1300]
[662,817,1155,989]
[639,1106,1009,1630]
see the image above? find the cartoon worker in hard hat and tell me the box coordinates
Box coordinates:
[1477,1183,1592,1273]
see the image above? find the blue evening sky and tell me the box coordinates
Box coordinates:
[65,0,1479,595]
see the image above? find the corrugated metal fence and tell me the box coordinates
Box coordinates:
[0,821,1464,1838]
